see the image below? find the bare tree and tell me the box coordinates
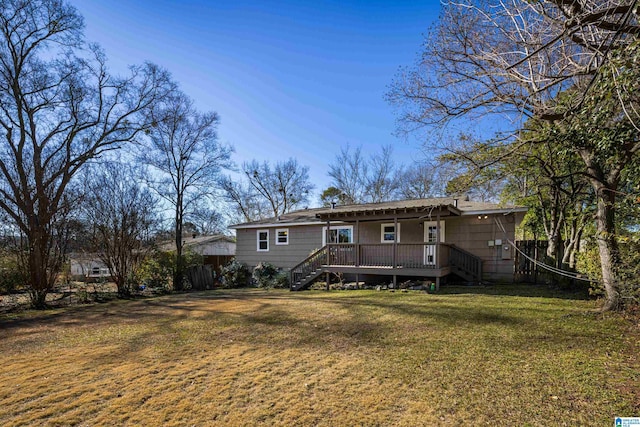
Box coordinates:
[388,0,640,310]
[140,91,232,290]
[365,145,399,203]
[0,0,173,308]
[219,177,268,223]
[395,162,436,199]
[328,144,404,204]
[222,158,313,222]
[83,162,158,296]
[190,206,226,235]
[328,145,368,204]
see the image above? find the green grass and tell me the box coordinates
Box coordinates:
[0,286,638,426]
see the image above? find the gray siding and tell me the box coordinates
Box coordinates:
[235,225,324,270]
[234,213,519,281]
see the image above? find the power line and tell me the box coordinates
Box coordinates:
[494,216,600,283]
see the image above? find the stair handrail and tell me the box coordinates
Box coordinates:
[448,244,482,280]
[290,245,328,289]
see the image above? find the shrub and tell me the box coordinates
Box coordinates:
[136,251,174,291]
[273,271,290,289]
[0,251,28,294]
[251,263,289,289]
[220,259,251,288]
[577,237,640,307]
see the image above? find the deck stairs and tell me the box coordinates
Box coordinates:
[448,244,483,284]
[290,246,328,291]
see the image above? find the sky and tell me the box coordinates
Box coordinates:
[77,0,442,205]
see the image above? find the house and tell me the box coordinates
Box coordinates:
[158,234,236,272]
[69,255,113,281]
[229,197,528,290]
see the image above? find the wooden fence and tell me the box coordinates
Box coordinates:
[514,240,553,283]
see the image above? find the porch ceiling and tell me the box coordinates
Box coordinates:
[316,203,460,222]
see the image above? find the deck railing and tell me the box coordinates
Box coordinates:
[290,246,328,288]
[449,244,482,280]
[291,242,483,290]
[326,243,447,269]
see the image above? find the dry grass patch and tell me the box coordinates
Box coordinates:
[0,287,638,426]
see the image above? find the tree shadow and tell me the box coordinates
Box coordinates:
[438,283,591,300]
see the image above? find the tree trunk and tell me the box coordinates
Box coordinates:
[27,227,54,309]
[593,184,621,311]
[174,197,184,291]
[579,149,623,311]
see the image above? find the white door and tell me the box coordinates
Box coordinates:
[424,221,445,265]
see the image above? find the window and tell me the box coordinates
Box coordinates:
[322,225,353,245]
[276,228,289,245]
[423,221,445,243]
[257,230,269,252]
[381,223,401,243]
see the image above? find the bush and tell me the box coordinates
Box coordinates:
[220,259,251,288]
[136,251,174,291]
[577,237,640,307]
[0,251,28,294]
[251,262,289,289]
[273,271,290,289]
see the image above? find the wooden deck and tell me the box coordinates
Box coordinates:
[290,243,481,290]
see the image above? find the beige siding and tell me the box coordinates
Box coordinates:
[445,214,517,282]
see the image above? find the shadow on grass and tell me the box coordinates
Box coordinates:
[438,283,591,300]
[0,287,604,364]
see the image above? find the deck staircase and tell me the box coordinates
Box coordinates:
[290,246,328,291]
[448,244,483,284]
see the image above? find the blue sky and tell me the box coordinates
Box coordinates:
[77,0,442,204]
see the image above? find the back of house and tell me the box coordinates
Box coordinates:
[230,197,527,289]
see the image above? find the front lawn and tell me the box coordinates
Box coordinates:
[0,286,638,426]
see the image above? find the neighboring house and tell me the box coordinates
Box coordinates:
[159,234,236,272]
[69,255,112,281]
[229,197,528,290]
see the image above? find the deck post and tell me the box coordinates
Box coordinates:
[355,219,360,267]
[435,213,441,268]
[326,272,330,291]
[393,216,398,269]
[435,276,440,291]
[326,219,331,266]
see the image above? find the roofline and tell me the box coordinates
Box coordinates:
[230,221,325,230]
[230,206,528,229]
[461,207,529,215]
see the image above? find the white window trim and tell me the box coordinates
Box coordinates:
[380,223,401,243]
[257,229,269,252]
[423,221,445,243]
[322,225,354,245]
[275,228,289,245]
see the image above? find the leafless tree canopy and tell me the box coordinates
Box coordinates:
[140,90,232,290]
[0,0,173,307]
[221,158,314,222]
[388,0,640,133]
[82,162,158,296]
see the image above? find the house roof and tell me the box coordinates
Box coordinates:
[157,234,236,252]
[230,197,527,229]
